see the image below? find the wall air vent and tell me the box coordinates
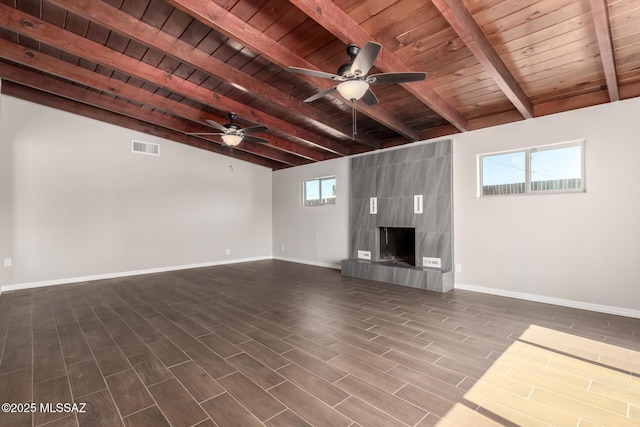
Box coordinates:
[132,140,160,156]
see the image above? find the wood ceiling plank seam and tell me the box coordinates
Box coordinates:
[286,0,470,131]
[431,0,533,119]
[46,0,379,148]
[533,87,611,116]
[230,0,271,22]
[607,0,640,17]
[516,57,605,89]
[0,36,327,163]
[0,62,305,166]
[590,0,620,101]
[139,0,173,30]
[345,0,398,25]
[485,1,592,46]
[0,3,349,157]
[1,81,285,169]
[510,42,603,80]
[246,0,290,32]
[493,20,591,59]
[166,0,422,140]
[504,30,597,68]
[470,0,542,27]
[480,0,582,38]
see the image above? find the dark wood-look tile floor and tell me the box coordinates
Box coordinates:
[0,260,639,427]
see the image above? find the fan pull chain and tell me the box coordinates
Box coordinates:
[229,147,234,171]
[352,99,358,139]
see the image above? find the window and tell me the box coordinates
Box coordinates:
[302,176,336,206]
[479,141,584,196]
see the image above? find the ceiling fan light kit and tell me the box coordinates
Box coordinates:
[221,133,243,146]
[337,80,369,101]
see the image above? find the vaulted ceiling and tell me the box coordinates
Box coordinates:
[1,0,639,169]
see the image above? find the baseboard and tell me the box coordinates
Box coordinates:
[455,282,640,319]
[0,256,272,293]
[272,256,341,270]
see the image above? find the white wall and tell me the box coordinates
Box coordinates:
[0,95,272,289]
[271,98,640,316]
[272,156,350,268]
[454,98,640,314]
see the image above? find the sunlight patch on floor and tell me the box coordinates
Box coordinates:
[436,325,640,426]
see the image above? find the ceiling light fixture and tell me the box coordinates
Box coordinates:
[221,133,243,146]
[336,80,369,101]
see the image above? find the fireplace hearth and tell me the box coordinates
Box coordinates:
[379,227,415,266]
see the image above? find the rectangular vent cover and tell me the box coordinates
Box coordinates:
[132,140,160,156]
[423,257,442,268]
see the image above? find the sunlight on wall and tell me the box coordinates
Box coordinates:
[437,325,640,426]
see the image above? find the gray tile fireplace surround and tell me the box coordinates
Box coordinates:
[341,140,454,292]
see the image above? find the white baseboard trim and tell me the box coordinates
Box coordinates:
[272,256,341,270]
[0,256,272,293]
[455,282,640,319]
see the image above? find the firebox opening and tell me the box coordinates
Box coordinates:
[379,227,415,267]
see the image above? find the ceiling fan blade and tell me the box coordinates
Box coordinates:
[186,132,224,136]
[242,125,268,135]
[361,88,379,106]
[242,135,270,144]
[287,66,342,80]
[351,42,381,76]
[304,86,338,103]
[368,72,427,85]
[204,119,228,132]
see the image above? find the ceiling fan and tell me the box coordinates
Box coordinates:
[287,42,427,106]
[188,112,269,147]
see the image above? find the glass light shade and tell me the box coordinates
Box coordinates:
[336,80,369,101]
[221,134,243,146]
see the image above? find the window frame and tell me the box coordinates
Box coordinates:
[478,140,585,197]
[301,176,337,206]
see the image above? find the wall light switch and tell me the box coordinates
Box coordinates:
[3,258,11,267]
[455,264,462,273]
[414,195,423,214]
[369,197,377,214]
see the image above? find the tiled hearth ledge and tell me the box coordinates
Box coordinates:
[341,259,454,292]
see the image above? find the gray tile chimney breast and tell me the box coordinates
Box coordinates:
[342,140,454,292]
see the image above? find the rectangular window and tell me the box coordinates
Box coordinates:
[302,176,336,206]
[479,141,584,196]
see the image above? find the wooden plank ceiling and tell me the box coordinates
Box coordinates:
[1,0,639,169]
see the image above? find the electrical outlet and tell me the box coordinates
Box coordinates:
[3,258,11,267]
[225,249,231,255]
[455,264,462,273]
[281,245,285,252]
[357,250,371,260]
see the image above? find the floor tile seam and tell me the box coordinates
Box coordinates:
[266,379,356,426]
[527,386,634,419]
[334,393,415,427]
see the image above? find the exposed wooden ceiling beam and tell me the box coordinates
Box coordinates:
[590,0,619,102]
[47,0,380,150]
[166,0,421,141]
[430,0,534,119]
[285,0,470,131]
[0,37,327,163]
[1,82,284,169]
[0,3,347,157]
[0,63,308,167]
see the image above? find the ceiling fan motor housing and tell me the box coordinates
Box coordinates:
[338,44,361,77]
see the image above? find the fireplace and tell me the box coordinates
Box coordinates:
[379,227,415,266]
